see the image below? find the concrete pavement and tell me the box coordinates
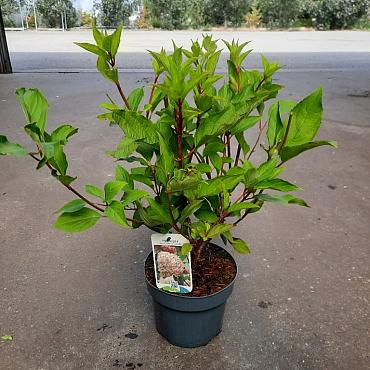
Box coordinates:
[0,31,369,369]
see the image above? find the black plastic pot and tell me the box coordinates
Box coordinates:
[145,244,237,348]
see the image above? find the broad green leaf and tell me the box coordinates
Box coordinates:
[58,175,76,186]
[97,56,118,83]
[54,199,86,214]
[230,116,260,135]
[207,223,233,239]
[197,174,243,197]
[235,133,250,155]
[280,141,337,162]
[0,135,28,157]
[108,137,138,159]
[24,122,42,143]
[121,189,149,206]
[193,163,212,173]
[256,157,279,182]
[195,107,236,146]
[110,24,123,56]
[50,124,78,144]
[147,198,172,224]
[267,102,283,147]
[52,145,68,175]
[54,208,101,232]
[115,165,134,188]
[181,243,192,255]
[127,87,144,111]
[156,132,174,183]
[228,202,260,213]
[104,180,127,203]
[255,179,300,192]
[74,42,107,59]
[105,200,130,227]
[170,176,201,192]
[178,200,203,224]
[232,238,250,254]
[209,153,222,172]
[285,87,323,146]
[85,184,104,200]
[257,194,309,207]
[114,111,158,144]
[16,88,48,134]
[92,21,103,47]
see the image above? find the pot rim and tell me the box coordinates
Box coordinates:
[144,242,238,300]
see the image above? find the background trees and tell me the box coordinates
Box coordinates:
[1,0,368,29]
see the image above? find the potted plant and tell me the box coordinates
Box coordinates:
[0,25,336,348]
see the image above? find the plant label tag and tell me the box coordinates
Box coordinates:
[151,233,193,293]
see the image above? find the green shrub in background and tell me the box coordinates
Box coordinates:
[314,0,369,29]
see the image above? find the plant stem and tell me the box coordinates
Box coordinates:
[247,120,267,161]
[146,75,159,118]
[279,113,292,153]
[115,81,131,111]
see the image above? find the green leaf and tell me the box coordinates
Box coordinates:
[115,165,134,188]
[193,163,212,173]
[74,42,107,59]
[280,141,337,162]
[255,179,300,192]
[178,200,203,224]
[156,132,175,183]
[54,199,86,214]
[209,153,223,172]
[195,107,236,146]
[181,243,192,255]
[230,116,260,135]
[52,145,68,175]
[285,87,323,146]
[231,238,250,254]
[235,133,250,155]
[16,88,49,135]
[24,122,42,143]
[85,184,104,200]
[256,157,279,182]
[147,198,172,224]
[105,200,130,228]
[92,21,104,47]
[104,180,126,204]
[257,194,309,207]
[228,202,260,213]
[207,223,234,239]
[121,189,149,206]
[1,335,13,341]
[58,175,76,186]
[54,208,101,232]
[114,111,158,144]
[50,124,78,145]
[127,87,144,111]
[267,102,283,147]
[110,24,123,56]
[108,137,138,160]
[0,135,28,157]
[97,56,118,83]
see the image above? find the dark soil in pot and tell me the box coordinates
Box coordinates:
[145,243,237,297]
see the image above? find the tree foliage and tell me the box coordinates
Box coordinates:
[35,0,77,28]
[94,0,132,27]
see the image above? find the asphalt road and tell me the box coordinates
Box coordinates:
[0,30,369,369]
